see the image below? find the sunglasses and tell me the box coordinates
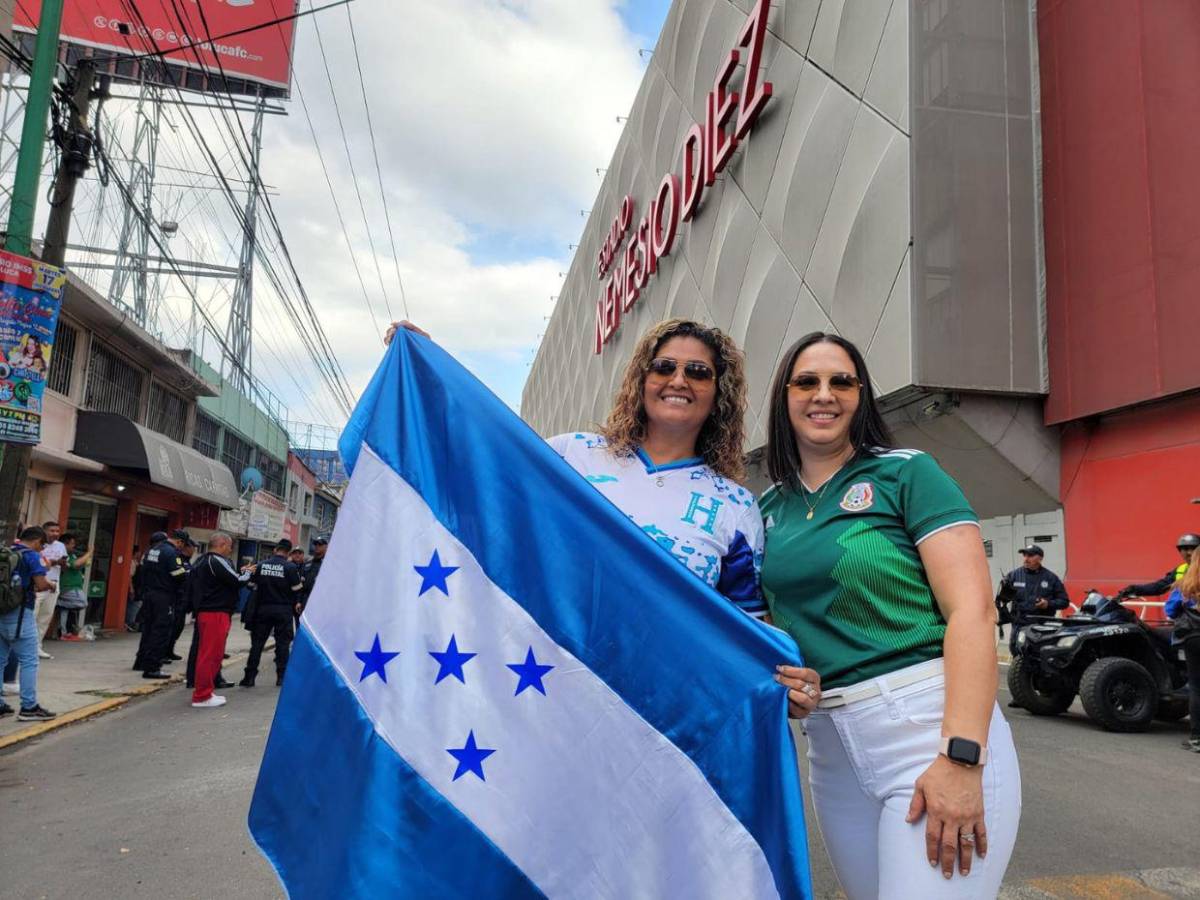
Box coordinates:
[646,358,717,382]
[787,373,862,393]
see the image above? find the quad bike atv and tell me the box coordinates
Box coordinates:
[1007,590,1190,732]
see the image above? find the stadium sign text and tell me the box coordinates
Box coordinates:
[594,0,773,353]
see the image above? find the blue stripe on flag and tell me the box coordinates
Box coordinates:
[250,629,546,900]
[336,332,812,899]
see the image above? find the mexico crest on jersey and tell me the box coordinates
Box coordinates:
[840,482,874,512]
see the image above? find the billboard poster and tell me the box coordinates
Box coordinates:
[14,0,298,92]
[246,489,286,542]
[0,250,66,445]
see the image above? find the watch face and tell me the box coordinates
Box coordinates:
[947,737,981,766]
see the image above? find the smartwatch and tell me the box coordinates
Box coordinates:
[940,736,987,766]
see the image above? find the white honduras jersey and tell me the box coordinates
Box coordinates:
[549,432,767,619]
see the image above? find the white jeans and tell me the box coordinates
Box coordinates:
[804,659,1021,900]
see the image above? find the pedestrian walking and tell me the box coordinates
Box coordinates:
[762,332,1020,897]
[0,526,57,721]
[131,530,189,680]
[54,533,92,640]
[35,521,66,652]
[188,532,253,709]
[241,541,302,687]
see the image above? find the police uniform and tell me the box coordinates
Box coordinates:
[1003,561,1069,654]
[132,536,188,675]
[242,552,302,686]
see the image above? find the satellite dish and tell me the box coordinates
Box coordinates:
[240,466,264,493]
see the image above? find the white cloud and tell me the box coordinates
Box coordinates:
[53,0,649,425]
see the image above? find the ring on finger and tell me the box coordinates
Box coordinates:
[802,684,818,699]
[959,833,975,844]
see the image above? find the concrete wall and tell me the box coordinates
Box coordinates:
[523,0,1058,519]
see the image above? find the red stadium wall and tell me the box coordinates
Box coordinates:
[1039,1,1200,426]
[1059,394,1200,620]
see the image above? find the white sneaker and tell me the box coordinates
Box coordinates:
[2,682,16,695]
[191,695,227,709]
[37,650,52,660]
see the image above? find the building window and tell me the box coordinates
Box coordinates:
[85,340,144,420]
[259,452,285,498]
[48,319,78,396]
[288,481,299,513]
[303,492,312,517]
[146,382,187,444]
[192,414,220,460]
[221,430,253,481]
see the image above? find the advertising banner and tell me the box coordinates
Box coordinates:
[0,250,66,445]
[14,0,298,92]
[247,489,286,542]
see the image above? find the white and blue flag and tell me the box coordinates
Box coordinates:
[248,331,813,898]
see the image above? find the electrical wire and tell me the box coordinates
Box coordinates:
[342,0,409,320]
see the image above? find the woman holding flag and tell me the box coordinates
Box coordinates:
[763,332,1020,898]
[386,317,787,624]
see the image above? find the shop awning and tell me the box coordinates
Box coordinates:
[73,411,239,508]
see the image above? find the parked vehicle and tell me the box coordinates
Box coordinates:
[1007,590,1190,732]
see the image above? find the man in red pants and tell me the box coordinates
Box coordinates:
[187,532,254,709]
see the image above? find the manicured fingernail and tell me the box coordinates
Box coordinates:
[930,860,937,868]
[944,871,952,880]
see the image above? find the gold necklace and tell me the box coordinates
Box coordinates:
[800,477,834,520]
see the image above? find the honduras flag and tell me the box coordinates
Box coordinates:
[248,330,812,899]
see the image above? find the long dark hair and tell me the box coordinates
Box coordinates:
[765,332,894,493]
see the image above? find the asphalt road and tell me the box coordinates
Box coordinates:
[2,672,1197,899]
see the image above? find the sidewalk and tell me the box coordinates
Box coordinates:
[1,621,259,747]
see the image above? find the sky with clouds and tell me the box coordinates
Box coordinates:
[61,0,672,430]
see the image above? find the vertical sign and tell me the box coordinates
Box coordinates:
[0,249,66,444]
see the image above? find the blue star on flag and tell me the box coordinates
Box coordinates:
[447,730,496,781]
[507,647,555,696]
[354,634,400,683]
[429,634,477,684]
[414,550,459,596]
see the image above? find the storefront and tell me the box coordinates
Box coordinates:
[60,411,237,629]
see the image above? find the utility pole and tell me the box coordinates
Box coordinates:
[0,0,63,541]
[0,50,102,539]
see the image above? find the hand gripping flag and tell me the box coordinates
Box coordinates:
[248,331,813,899]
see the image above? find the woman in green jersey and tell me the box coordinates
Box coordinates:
[761,332,1020,898]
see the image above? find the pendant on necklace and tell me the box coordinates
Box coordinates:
[655,475,665,487]
[806,510,814,520]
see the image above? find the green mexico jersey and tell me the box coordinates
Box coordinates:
[760,448,978,689]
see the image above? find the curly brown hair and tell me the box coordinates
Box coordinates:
[600,319,749,482]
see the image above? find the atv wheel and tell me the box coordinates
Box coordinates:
[1154,698,1190,723]
[1079,657,1158,732]
[1007,656,1076,715]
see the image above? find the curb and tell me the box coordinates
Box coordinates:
[0,645,260,751]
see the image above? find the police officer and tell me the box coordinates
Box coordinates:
[164,537,197,663]
[132,530,189,679]
[1120,533,1199,598]
[240,540,302,687]
[298,535,327,618]
[1003,544,1069,656]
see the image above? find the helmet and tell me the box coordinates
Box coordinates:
[1177,533,1200,550]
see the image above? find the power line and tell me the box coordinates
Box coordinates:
[308,1,392,321]
[343,0,410,320]
[106,0,357,414]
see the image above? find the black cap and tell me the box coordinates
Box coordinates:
[275,538,293,552]
[1019,544,1044,557]
[150,531,168,544]
[170,529,190,543]
[312,535,329,545]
